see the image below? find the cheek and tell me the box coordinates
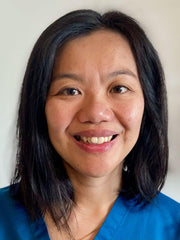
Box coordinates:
[115,98,144,130]
[127,104,144,127]
[45,101,72,134]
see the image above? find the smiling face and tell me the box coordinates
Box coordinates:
[45,30,144,179]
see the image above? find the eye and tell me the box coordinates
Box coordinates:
[57,88,81,96]
[110,85,128,94]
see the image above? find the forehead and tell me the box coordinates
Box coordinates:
[53,29,138,78]
[56,29,132,57]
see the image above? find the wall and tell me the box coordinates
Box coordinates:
[0,0,179,201]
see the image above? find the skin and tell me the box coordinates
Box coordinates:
[45,30,144,240]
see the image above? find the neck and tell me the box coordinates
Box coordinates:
[44,165,123,240]
[67,165,122,212]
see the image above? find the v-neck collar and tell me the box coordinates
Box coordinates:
[30,214,50,240]
[31,194,130,240]
[94,194,129,240]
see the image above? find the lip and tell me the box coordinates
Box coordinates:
[72,129,119,153]
[73,129,118,137]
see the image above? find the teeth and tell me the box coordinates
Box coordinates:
[80,136,113,144]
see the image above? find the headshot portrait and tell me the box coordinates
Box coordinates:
[0,1,180,240]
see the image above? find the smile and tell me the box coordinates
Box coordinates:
[74,135,118,145]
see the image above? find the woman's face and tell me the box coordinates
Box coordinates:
[45,30,144,179]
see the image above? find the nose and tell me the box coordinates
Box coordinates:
[77,96,114,124]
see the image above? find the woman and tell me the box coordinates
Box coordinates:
[0,9,179,240]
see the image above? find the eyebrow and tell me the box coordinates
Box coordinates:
[52,69,137,82]
[52,73,82,82]
[107,70,137,80]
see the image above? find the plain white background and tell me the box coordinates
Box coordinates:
[0,0,180,202]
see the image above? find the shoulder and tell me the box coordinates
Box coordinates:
[155,192,180,206]
[143,192,180,238]
[0,186,48,240]
[0,185,25,219]
[0,185,16,213]
[0,186,33,239]
[151,192,180,220]
[117,192,180,240]
[0,185,9,197]
[132,192,180,226]
[0,185,24,216]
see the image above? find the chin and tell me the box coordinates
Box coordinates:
[78,162,122,179]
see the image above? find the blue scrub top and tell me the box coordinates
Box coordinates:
[0,186,180,240]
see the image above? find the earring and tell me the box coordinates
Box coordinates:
[123,164,128,172]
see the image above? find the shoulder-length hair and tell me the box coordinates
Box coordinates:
[11,9,168,229]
